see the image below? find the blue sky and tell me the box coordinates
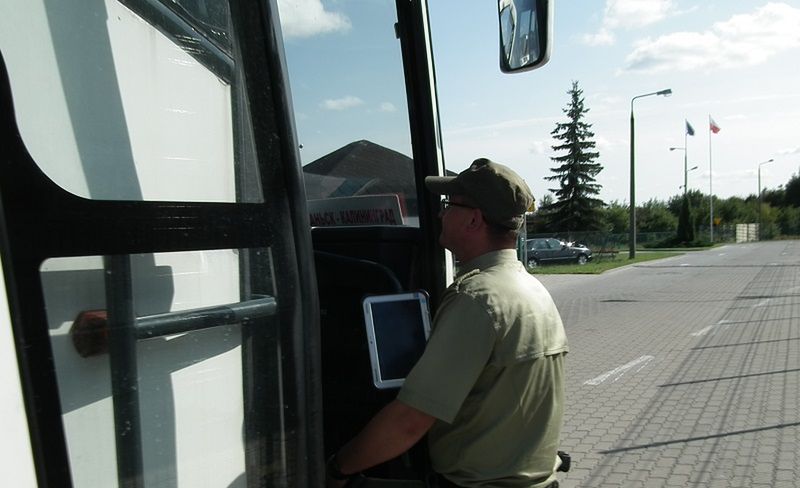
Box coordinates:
[278,0,800,204]
[428,1,800,204]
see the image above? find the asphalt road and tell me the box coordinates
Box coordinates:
[538,241,800,488]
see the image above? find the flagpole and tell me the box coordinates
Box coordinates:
[684,127,688,196]
[708,115,714,243]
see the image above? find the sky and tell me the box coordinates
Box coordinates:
[427,0,800,204]
[277,0,800,205]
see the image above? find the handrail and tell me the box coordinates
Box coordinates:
[70,295,278,357]
[137,296,277,339]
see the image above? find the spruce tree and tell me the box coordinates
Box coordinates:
[544,81,604,232]
[676,195,695,243]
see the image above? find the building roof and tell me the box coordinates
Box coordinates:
[303,140,415,200]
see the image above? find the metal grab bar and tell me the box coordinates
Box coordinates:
[137,296,277,338]
[70,296,277,357]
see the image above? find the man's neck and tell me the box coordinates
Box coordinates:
[456,243,515,263]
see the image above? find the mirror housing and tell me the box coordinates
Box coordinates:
[498,0,552,73]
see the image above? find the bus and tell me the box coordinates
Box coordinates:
[0,0,548,486]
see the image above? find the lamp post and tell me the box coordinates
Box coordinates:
[758,158,774,240]
[669,146,688,196]
[630,88,672,259]
[678,166,699,191]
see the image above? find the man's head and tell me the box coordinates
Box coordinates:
[425,159,534,258]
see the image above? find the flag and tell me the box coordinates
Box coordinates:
[709,116,721,134]
[685,120,695,136]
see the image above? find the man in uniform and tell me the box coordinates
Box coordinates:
[327,159,568,488]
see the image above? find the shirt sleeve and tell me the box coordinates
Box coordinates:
[397,291,496,423]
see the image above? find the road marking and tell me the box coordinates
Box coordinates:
[584,355,654,385]
[753,299,771,308]
[690,319,732,337]
[718,253,727,256]
[680,263,691,266]
[690,326,714,337]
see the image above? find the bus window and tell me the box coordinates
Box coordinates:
[278,0,421,227]
[0,0,258,203]
[0,0,317,486]
[41,249,275,487]
[128,0,234,56]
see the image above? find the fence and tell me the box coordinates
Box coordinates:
[527,226,739,251]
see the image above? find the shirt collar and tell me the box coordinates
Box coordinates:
[457,249,519,277]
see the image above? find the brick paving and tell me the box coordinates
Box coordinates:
[538,241,800,487]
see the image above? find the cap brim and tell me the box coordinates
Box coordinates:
[424,176,462,195]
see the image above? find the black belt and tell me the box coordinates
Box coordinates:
[432,474,461,488]
[433,473,559,488]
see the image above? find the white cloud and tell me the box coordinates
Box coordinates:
[582,28,615,47]
[623,3,800,73]
[778,147,800,156]
[595,136,615,151]
[582,0,673,46]
[587,93,623,113]
[528,141,548,155]
[603,0,674,29]
[278,0,351,39]
[444,115,559,136]
[320,96,364,111]
[714,169,758,183]
[379,102,397,113]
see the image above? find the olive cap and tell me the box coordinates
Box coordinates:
[425,158,534,229]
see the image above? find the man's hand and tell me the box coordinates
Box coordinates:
[325,475,350,488]
[326,453,357,488]
[326,474,366,488]
[334,400,436,476]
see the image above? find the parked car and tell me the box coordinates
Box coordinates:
[526,238,593,267]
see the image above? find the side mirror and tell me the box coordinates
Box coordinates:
[498,0,552,73]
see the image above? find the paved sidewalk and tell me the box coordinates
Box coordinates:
[538,242,800,487]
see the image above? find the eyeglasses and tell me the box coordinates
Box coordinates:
[440,199,476,211]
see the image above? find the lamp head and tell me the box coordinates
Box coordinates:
[657,89,672,96]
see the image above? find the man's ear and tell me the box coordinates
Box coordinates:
[465,208,485,232]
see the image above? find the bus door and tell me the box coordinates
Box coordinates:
[274,0,447,479]
[0,1,321,487]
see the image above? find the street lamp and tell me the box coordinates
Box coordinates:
[758,158,774,240]
[669,146,689,196]
[678,166,699,191]
[630,88,672,259]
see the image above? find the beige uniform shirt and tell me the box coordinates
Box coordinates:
[398,250,568,487]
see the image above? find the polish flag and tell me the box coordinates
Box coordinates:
[709,116,721,134]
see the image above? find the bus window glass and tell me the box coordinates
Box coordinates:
[154,0,233,55]
[0,0,260,203]
[40,248,280,487]
[277,0,420,227]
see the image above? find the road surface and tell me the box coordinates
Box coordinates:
[538,241,800,487]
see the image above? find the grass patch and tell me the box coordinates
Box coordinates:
[530,251,683,274]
